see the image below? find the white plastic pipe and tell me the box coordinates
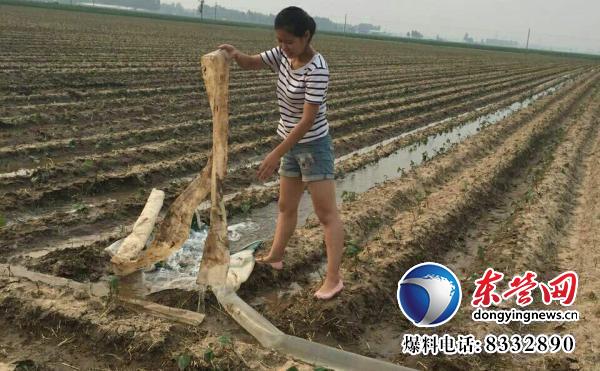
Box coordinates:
[213,286,414,371]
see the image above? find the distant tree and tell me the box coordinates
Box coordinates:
[463,33,474,43]
[157,2,380,34]
[349,23,380,34]
[410,30,423,39]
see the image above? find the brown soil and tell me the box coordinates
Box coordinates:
[2,3,599,370]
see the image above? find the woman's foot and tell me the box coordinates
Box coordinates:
[314,279,343,300]
[255,255,284,270]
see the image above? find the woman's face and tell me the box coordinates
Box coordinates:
[276,28,309,58]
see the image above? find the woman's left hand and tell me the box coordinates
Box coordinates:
[257,151,281,181]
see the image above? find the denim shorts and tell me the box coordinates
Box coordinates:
[278,133,335,182]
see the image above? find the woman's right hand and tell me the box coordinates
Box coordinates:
[218,44,238,59]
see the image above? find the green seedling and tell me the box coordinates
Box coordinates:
[177,354,192,371]
[341,190,357,202]
[81,159,94,171]
[218,334,232,346]
[525,188,536,203]
[203,348,214,363]
[13,359,36,370]
[344,241,362,257]
[138,188,146,197]
[73,202,88,213]
[108,275,120,297]
[240,200,252,214]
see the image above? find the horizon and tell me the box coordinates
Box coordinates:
[161,0,600,55]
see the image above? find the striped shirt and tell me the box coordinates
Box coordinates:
[259,46,329,143]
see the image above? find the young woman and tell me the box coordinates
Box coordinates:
[218,6,344,300]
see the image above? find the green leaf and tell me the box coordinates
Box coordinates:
[108,275,119,295]
[203,348,214,362]
[344,243,362,257]
[177,354,191,370]
[341,190,357,202]
[218,334,231,345]
[14,359,36,371]
[82,159,94,170]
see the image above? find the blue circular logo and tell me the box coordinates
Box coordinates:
[397,262,462,327]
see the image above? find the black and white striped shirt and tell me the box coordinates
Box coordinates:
[259,46,329,143]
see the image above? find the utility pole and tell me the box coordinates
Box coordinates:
[526,28,531,49]
[343,14,347,33]
[198,0,204,20]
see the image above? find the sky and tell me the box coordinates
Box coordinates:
[163,0,599,53]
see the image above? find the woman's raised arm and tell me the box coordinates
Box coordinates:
[218,44,264,70]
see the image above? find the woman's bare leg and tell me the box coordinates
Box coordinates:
[307,179,344,296]
[262,175,305,262]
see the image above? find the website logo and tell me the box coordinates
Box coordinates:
[397,262,462,327]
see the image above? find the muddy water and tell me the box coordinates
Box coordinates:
[137,81,566,294]
[227,82,565,248]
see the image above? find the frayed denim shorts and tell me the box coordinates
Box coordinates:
[278,133,335,182]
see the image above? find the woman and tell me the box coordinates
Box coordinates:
[218,6,344,300]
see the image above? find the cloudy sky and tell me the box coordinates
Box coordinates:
[163,0,599,53]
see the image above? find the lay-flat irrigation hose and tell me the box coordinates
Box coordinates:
[212,286,415,371]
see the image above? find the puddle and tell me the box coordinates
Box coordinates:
[122,80,567,296]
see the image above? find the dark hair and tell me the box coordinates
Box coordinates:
[274,6,316,42]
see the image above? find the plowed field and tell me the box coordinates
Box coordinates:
[1,3,598,370]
